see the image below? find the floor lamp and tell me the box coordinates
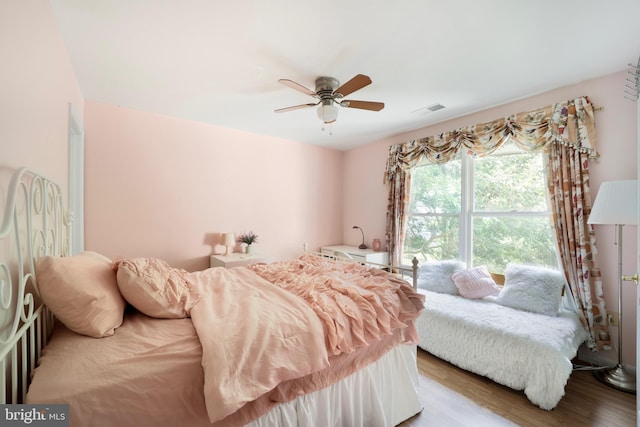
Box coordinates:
[588,180,638,393]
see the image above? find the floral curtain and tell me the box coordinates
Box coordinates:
[384,96,610,350]
[385,169,411,267]
[546,143,610,351]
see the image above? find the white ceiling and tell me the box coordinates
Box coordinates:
[50,0,640,150]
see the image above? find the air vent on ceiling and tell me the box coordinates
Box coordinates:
[426,103,445,112]
[412,103,446,115]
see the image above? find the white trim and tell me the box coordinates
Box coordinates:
[635,75,640,416]
[68,103,84,255]
[461,151,472,263]
[407,147,555,269]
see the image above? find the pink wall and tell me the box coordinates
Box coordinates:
[344,71,638,367]
[84,101,343,271]
[0,0,83,192]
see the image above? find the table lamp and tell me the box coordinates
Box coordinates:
[352,226,367,249]
[224,233,235,256]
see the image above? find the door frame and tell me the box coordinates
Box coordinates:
[68,103,84,255]
[635,93,639,422]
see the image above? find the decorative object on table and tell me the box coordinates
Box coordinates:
[352,226,367,249]
[238,231,259,254]
[372,238,382,252]
[213,244,226,255]
[223,233,236,256]
[588,179,638,393]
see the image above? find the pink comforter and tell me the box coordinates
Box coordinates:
[189,255,424,424]
[249,255,425,355]
[189,267,329,424]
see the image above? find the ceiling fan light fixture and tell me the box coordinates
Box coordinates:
[317,101,338,124]
[276,74,382,124]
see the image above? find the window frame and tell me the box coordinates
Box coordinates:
[405,145,556,272]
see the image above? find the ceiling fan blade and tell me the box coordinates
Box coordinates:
[340,100,385,111]
[278,79,317,96]
[334,74,372,98]
[275,103,318,113]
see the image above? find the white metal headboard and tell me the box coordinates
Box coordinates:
[0,167,69,404]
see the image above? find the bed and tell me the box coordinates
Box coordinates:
[413,261,588,410]
[0,167,425,427]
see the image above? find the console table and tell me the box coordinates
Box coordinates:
[320,245,389,265]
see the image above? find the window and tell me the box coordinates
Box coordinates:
[403,142,558,273]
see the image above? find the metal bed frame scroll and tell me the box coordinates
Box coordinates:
[0,167,69,404]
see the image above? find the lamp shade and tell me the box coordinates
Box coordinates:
[317,101,338,124]
[588,180,638,225]
[224,233,236,246]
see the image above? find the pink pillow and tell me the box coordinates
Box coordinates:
[451,266,500,299]
[115,257,200,318]
[36,251,125,338]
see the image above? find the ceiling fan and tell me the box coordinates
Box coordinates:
[275,74,384,124]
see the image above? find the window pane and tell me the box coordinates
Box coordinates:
[472,216,557,273]
[410,159,461,214]
[404,214,459,264]
[474,151,547,212]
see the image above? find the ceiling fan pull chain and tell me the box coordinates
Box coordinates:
[321,123,333,136]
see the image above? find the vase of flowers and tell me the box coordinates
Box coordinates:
[238,231,258,254]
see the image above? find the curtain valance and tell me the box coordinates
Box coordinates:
[384,96,598,183]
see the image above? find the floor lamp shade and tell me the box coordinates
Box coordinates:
[587,180,638,393]
[588,180,638,226]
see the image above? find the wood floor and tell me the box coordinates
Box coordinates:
[399,349,636,427]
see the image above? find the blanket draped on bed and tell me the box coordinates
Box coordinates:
[189,267,327,424]
[416,289,588,410]
[189,255,424,424]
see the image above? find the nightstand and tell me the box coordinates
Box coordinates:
[209,253,266,268]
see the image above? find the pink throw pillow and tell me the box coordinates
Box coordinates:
[451,266,500,299]
[36,251,125,338]
[115,257,200,318]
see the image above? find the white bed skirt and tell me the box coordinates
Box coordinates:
[249,344,423,427]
